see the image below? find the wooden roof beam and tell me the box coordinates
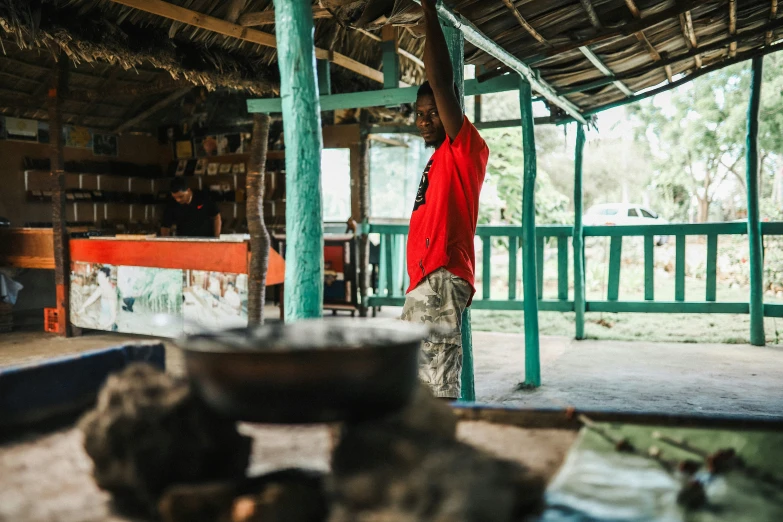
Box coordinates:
[679,11,702,69]
[527,0,711,64]
[766,0,778,45]
[499,0,552,47]
[729,0,737,58]
[623,0,672,83]
[560,15,783,94]
[580,0,603,29]
[352,27,425,67]
[410,0,586,123]
[573,4,632,97]
[113,87,191,134]
[239,7,332,26]
[108,0,387,85]
[559,39,783,122]
[579,47,633,96]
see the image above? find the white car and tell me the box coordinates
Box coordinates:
[583,203,669,245]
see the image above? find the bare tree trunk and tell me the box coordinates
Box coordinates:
[247,114,271,326]
[49,56,71,336]
[357,110,371,317]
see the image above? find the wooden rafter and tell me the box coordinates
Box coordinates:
[352,27,425,67]
[108,0,387,85]
[499,0,552,47]
[679,11,703,69]
[239,7,331,26]
[527,0,711,64]
[113,87,191,134]
[729,0,737,58]
[79,67,121,125]
[767,0,779,45]
[569,2,631,97]
[580,0,603,29]
[623,0,672,82]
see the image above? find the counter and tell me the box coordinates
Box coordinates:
[69,237,285,337]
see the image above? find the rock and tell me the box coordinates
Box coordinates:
[329,385,544,522]
[79,363,252,513]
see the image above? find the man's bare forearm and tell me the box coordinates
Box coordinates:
[421,0,464,139]
[422,3,453,92]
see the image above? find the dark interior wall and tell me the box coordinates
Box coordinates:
[0,134,169,226]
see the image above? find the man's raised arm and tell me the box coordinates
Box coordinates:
[421,0,464,141]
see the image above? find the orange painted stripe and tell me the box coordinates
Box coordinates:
[70,239,249,274]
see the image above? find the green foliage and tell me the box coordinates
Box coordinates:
[482,127,570,226]
[629,52,783,222]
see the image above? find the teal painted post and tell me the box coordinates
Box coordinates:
[557,236,568,300]
[441,19,474,401]
[274,0,323,321]
[508,236,518,300]
[607,237,622,301]
[520,78,541,387]
[482,236,491,300]
[675,235,685,302]
[381,32,400,90]
[706,234,718,302]
[747,56,765,346]
[536,236,545,298]
[573,124,586,339]
[317,59,331,96]
[644,235,654,300]
[384,234,394,296]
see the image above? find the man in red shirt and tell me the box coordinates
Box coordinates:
[400,0,489,399]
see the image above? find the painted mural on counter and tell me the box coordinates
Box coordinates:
[183,270,248,333]
[71,262,184,337]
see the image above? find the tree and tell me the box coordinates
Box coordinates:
[629,52,783,222]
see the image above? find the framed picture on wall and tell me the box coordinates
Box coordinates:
[194,158,208,175]
[175,160,187,177]
[207,163,219,176]
[93,133,118,157]
[219,163,232,174]
[175,140,193,159]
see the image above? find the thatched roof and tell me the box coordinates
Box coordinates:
[0,0,780,130]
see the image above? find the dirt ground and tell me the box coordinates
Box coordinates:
[1,314,781,419]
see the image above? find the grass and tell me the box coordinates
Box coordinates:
[470,310,783,345]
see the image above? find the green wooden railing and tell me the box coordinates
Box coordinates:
[367,221,783,321]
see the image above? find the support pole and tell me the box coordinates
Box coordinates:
[357,111,371,317]
[441,19,474,402]
[247,113,271,326]
[381,25,400,90]
[573,124,586,340]
[48,57,70,337]
[746,56,765,346]
[274,0,324,321]
[520,77,541,387]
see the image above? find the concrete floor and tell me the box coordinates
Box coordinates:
[2,311,782,419]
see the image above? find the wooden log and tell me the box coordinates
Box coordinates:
[357,111,371,318]
[274,0,324,321]
[239,7,331,26]
[519,77,540,388]
[746,56,765,346]
[247,114,271,326]
[109,0,384,84]
[48,57,71,337]
[113,87,192,134]
[573,124,586,340]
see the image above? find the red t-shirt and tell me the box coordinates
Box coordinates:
[406,116,489,302]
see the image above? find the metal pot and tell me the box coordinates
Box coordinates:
[177,319,428,424]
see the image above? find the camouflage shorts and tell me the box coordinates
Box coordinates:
[400,268,472,399]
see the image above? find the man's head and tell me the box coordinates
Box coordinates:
[416,81,460,148]
[170,177,192,205]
